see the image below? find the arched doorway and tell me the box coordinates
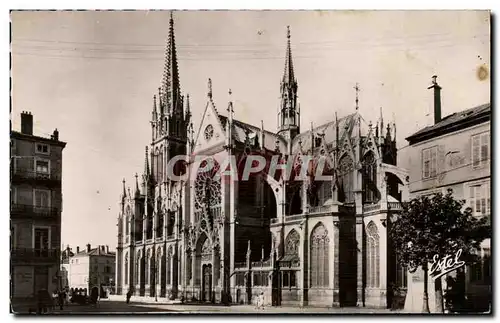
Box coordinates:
[202,263,213,302]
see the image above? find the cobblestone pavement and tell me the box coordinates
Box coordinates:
[13,300,399,314]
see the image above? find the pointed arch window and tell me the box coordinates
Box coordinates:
[125,206,131,238]
[362,151,377,203]
[158,149,164,183]
[310,223,329,288]
[149,253,155,285]
[366,221,380,288]
[285,230,300,257]
[135,253,140,286]
[125,216,130,236]
[124,253,129,285]
[318,181,333,206]
[166,247,172,285]
[339,155,354,203]
[156,251,161,283]
[145,251,151,285]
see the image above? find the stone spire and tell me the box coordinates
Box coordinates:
[152,95,158,121]
[282,26,295,86]
[161,11,182,117]
[142,146,150,185]
[278,25,299,141]
[121,178,127,204]
[134,173,140,198]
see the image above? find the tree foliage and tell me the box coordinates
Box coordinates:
[390,189,491,273]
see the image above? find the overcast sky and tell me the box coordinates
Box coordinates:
[10,10,490,250]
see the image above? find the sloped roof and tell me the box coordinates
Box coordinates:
[291,113,357,154]
[406,103,490,144]
[218,115,287,152]
[74,247,116,257]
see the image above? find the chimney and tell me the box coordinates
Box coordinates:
[86,244,91,252]
[428,75,442,124]
[101,245,105,253]
[20,111,33,135]
[76,246,80,253]
[52,128,59,141]
[106,245,109,253]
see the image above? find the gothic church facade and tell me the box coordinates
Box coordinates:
[115,13,410,308]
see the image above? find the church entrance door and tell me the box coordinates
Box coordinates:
[201,264,212,302]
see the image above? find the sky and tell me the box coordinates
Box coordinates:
[10,10,490,251]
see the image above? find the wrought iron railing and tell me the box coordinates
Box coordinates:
[388,202,403,211]
[12,168,61,181]
[10,203,59,218]
[11,248,60,262]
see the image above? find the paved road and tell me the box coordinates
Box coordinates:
[15,300,397,314]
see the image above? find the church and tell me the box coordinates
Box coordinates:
[115,12,410,308]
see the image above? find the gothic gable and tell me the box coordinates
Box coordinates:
[193,97,226,154]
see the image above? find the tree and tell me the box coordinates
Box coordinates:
[389,189,490,313]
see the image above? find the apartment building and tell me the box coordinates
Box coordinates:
[10,111,67,308]
[67,244,116,295]
[405,76,491,311]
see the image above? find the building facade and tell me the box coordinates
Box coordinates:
[10,111,66,307]
[65,244,116,295]
[405,77,491,311]
[115,13,410,308]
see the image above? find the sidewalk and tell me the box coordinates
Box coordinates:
[106,294,182,305]
[101,297,398,314]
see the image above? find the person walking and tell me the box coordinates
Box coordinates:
[126,289,132,304]
[58,290,65,310]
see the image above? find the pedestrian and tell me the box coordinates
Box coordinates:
[58,290,65,310]
[126,289,132,304]
[259,292,265,310]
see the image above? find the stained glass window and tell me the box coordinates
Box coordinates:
[124,253,129,285]
[285,229,300,257]
[366,221,380,288]
[310,223,329,287]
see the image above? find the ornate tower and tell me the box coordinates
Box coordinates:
[277,26,300,142]
[150,11,189,185]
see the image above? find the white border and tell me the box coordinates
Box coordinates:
[3,2,498,321]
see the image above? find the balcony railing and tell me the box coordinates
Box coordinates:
[388,202,403,211]
[363,203,381,212]
[11,248,60,263]
[309,205,333,214]
[12,169,61,182]
[285,214,304,223]
[10,203,59,218]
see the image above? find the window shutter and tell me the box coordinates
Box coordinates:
[481,133,489,163]
[472,135,480,167]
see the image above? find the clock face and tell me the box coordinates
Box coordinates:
[204,124,214,141]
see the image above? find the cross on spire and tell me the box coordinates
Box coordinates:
[354,82,360,111]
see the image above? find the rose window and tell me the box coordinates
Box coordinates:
[194,158,221,211]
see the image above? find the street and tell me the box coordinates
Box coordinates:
[15,300,398,314]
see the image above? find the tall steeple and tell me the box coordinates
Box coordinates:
[278,26,299,142]
[283,26,295,87]
[161,11,182,118]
